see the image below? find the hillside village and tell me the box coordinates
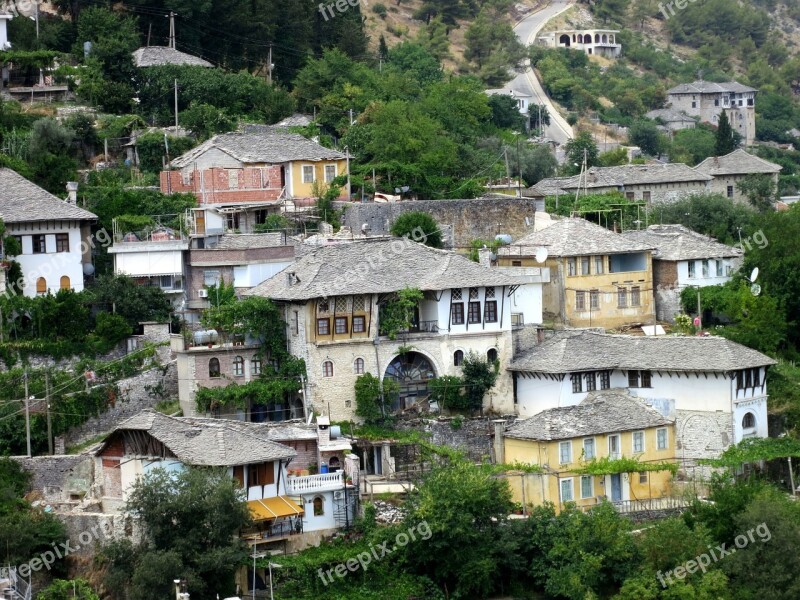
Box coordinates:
[1,0,800,599]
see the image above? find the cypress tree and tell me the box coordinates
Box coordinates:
[715,110,736,155]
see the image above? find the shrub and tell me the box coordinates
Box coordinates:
[95,312,133,346]
[373,3,388,18]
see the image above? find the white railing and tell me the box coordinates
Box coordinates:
[286,471,344,493]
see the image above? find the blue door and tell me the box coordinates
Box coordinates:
[610,474,622,502]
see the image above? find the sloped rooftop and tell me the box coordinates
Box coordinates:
[505,389,672,440]
[667,81,757,95]
[694,149,782,176]
[0,168,97,223]
[621,224,742,261]
[132,46,213,68]
[509,330,776,374]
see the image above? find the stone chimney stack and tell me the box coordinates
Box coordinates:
[66,181,78,205]
[478,247,494,268]
[492,419,506,464]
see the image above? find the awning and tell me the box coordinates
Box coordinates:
[248,496,304,521]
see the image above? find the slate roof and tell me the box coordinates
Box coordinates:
[181,417,318,441]
[172,131,345,168]
[245,238,536,301]
[99,410,296,466]
[645,108,697,124]
[213,233,287,250]
[508,330,776,374]
[505,390,673,441]
[132,46,213,68]
[694,149,782,176]
[621,224,742,261]
[667,81,757,95]
[273,114,314,128]
[498,217,653,258]
[523,177,573,197]
[0,168,97,223]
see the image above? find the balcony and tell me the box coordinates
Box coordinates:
[286,471,345,494]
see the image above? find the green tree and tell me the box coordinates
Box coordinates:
[429,375,467,411]
[669,126,717,165]
[37,579,100,600]
[737,173,776,211]
[179,102,236,141]
[94,312,133,346]
[389,212,443,248]
[461,351,498,411]
[598,147,629,167]
[715,109,737,155]
[628,119,666,156]
[89,274,172,327]
[563,131,599,175]
[354,373,400,422]
[488,95,526,131]
[379,287,425,339]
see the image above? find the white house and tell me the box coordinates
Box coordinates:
[509,330,776,465]
[242,238,549,421]
[621,224,743,321]
[0,12,11,51]
[0,170,97,297]
[537,29,622,58]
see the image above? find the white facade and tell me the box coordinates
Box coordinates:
[0,13,10,51]
[538,29,622,58]
[677,256,739,287]
[109,240,188,295]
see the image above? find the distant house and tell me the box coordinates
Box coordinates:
[666,81,757,146]
[530,163,712,203]
[537,29,622,58]
[485,88,533,115]
[694,149,781,203]
[161,130,348,206]
[497,218,656,329]
[645,108,697,133]
[622,224,743,322]
[1,12,11,86]
[508,330,776,465]
[0,170,97,297]
[503,390,675,510]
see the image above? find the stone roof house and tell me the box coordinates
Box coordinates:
[694,149,781,203]
[645,108,697,132]
[666,81,757,145]
[132,46,213,68]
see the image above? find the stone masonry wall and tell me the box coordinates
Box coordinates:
[13,455,96,503]
[338,197,538,249]
[396,416,517,461]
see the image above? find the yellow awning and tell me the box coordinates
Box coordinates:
[248,496,304,521]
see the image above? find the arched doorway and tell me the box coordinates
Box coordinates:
[559,34,570,47]
[383,352,436,412]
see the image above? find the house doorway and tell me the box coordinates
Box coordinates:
[610,474,622,502]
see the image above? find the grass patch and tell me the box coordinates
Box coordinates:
[155,399,182,416]
[66,434,107,455]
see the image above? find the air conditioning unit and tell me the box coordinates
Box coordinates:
[333,490,345,500]
[197,289,209,298]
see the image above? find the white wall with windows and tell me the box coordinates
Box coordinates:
[678,257,738,288]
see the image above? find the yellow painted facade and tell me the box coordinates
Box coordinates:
[503,425,676,512]
[290,159,348,199]
[497,252,655,329]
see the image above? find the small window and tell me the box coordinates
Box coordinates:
[451,303,464,325]
[726,186,734,198]
[354,357,365,374]
[454,350,464,366]
[560,478,574,502]
[599,371,610,390]
[571,373,582,393]
[633,431,645,453]
[322,361,334,378]
[451,289,463,301]
[203,270,221,286]
[317,318,330,336]
[313,496,324,516]
[628,370,639,387]
[353,295,366,312]
[594,256,604,274]
[642,191,651,202]
[317,300,330,314]
[742,412,756,430]
[688,261,696,278]
[32,234,46,254]
[716,260,724,277]
[468,302,481,324]
[702,261,709,278]
[335,317,348,334]
[608,434,620,458]
[583,438,595,460]
[581,475,593,499]
[590,290,599,309]
[641,370,652,388]
[55,233,69,252]
[630,286,641,307]
[324,164,337,183]
[567,257,576,276]
[469,287,479,300]
[292,311,299,335]
[617,288,627,308]
[656,428,668,450]
[487,348,498,363]
[626,192,635,200]
[580,256,590,275]
[302,165,315,184]
[251,357,262,376]
[233,356,244,376]
[585,372,596,392]
[484,301,498,323]
[559,441,572,464]
[512,260,522,267]
[576,291,586,311]
[335,297,348,313]
[639,472,648,484]
[36,277,47,296]
[352,316,366,333]
[485,287,495,299]
[209,358,221,378]
[59,275,71,290]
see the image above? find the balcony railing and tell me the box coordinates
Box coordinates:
[411,320,439,333]
[286,471,344,494]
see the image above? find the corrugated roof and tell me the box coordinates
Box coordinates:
[0,169,97,223]
[505,389,673,440]
[245,238,536,301]
[621,224,742,261]
[694,149,782,176]
[667,81,757,95]
[132,46,213,68]
[509,330,776,374]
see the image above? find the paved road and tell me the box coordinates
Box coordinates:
[510,1,574,145]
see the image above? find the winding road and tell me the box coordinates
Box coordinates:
[510,1,574,145]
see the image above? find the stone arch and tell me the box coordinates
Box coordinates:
[559,34,571,47]
[383,351,437,412]
[595,33,600,43]
[602,33,608,43]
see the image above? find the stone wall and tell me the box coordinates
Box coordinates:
[338,197,538,249]
[396,416,517,461]
[13,455,96,503]
[675,409,732,477]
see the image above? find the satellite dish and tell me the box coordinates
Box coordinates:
[751,283,762,297]
[535,247,548,264]
[749,267,759,283]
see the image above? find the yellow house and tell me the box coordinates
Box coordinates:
[503,390,676,512]
[497,217,656,329]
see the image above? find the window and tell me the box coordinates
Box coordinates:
[583,438,595,460]
[714,98,719,106]
[313,496,324,516]
[726,186,734,198]
[599,371,610,390]
[639,472,648,484]
[487,348,498,363]
[469,287,479,300]
[354,357,365,374]
[581,256,590,275]
[485,287,495,299]
[742,412,756,430]
[630,286,641,307]
[353,316,366,333]
[209,358,220,378]
[559,441,572,464]
[302,165,315,184]
[467,301,482,324]
[560,478,574,502]
[292,311,299,335]
[324,164,337,183]
[335,317,348,334]
[251,357,262,376]
[590,290,599,309]
[594,256,604,274]
[36,277,46,296]
[608,434,620,459]
[454,350,464,366]
[32,234,46,254]
[247,463,275,487]
[626,192,635,200]
[702,260,709,278]
[452,289,463,301]
[317,318,330,336]
[484,301,498,323]
[716,260,724,277]
[571,373,582,393]
[317,299,330,314]
[512,260,522,267]
[633,431,645,453]
[451,303,464,325]
[55,233,69,253]
[335,297,349,313]
[581,475,593,499]
[353,295,366,312]
[567,257,576,276]
[322,361,334,377]
[576,291,586,311]
[688,261,696,278]
[642,191,651,202]
[657,428,668,450]
[585,372,596,392]
[628,371,639,387]
[617,287,627,308]
[233,356,244,377]
[59,275,71,290]
[641,370,651,388]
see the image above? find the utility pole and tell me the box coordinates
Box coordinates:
[345,147,351,201]
[267,44,274,85]
[516,134,522,198]
[45,370,52,456]
[24,369,31,458]
[504,147,510,187]
[168,11,176,49]
[174,79,179,130]
[696,287,702,327]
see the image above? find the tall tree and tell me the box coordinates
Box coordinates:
[715,109,737,155]
[563,131,599,175]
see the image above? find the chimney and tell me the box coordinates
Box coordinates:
[66,181,78,205]
[478,247,494,268]
[492,419,506,464]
